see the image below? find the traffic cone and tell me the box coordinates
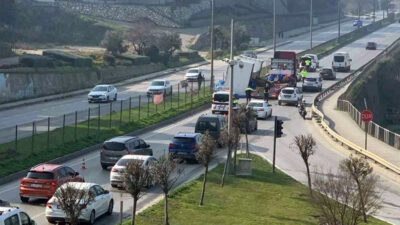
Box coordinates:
[82,157,86,170]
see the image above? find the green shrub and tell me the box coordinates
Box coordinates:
[103,54,116,66]
[43,50,93,67]
[116,53,150,65]
[145,45,160,63]
[20,54,54,68]
[174,50,201,59]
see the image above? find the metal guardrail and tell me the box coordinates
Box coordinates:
[311,33,400,176]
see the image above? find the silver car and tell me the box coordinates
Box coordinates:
[147,79,172,96]
[88,85,117,103]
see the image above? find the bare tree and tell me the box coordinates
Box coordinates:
[237,104,256,158]
[126,24,155,55]
[123,160,153,225]
[53,183,94,225]
[156,31,182,57]
[152,155,182,225]
[196,131,216,205]
[292,134,316,197]
[220,114,242,187]
[312,169,363,225]
[100,30,127,55]
[340,155,382,222]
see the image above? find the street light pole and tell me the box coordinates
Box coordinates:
[273,0,276,54]
[210,0,215,92]
[373,0,376,23]
[310,0,313,49]
[230,18,234,60]
[338,0,341,41]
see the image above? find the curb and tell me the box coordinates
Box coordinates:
[0,61,209,111]
[0,103,211,185]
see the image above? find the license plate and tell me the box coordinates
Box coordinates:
[30,184,42,188]
[284,95,291,98]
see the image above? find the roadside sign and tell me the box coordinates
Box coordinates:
[361,110,373,123]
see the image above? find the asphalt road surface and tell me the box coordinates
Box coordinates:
[1,16,400,225]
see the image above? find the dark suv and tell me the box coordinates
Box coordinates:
[320,68,336,80]
[195,114,225,147]
[169,133,201,162]
[366,42,377,50]
[100,136,152,169]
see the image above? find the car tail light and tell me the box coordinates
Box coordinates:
[46,202,52,209]
[111,168,119,173]
[51,181,57,187]
[20,179,25,185]
[169,143,176,148]
[80,204,87,209]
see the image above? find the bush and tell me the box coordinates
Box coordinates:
[0,42,13,58]
[144,45,160,63]
[174,50,200,59]
[103,54,116,66]
[43,50,93,67]
[116,53,150,65]
[19,54,54,68]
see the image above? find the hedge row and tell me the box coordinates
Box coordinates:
[116,53,150,65]
[20,54,54,68]
[43,50,93,67]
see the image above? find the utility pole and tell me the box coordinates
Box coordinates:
[373,0,376,23]
[273,0,276,54]
[230,19,234,60]
[273,116,277,173]
[210,0,215,92]
[338,0,341,41]
[310,0,313,49]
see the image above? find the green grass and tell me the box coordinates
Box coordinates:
[121,155,389,225]
[0,86,212,178]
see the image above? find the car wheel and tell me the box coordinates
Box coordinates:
[101,164,108,170]
[88,210,95,225]
[114,94,117,101]
[20,196,29,203]
[106,200,114,215]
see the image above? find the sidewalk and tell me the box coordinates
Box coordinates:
[321,83,400,168]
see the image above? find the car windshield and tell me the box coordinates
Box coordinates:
[173,137,195,143]
[334,56,345,62]
[27,171,54,179]
[151,81,165,86]
[368,42,375,46]
[214,94,229,102]
[248,102,263,107]
[116,159,144,166]
[103,142,126,151]
[188,69,198,74]
[306,78,317,82]
[197,121,218,132]
[92,86,107,92]
[282,89,294,94]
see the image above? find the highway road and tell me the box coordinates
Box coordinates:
[0,16,378,140]
[1,16,400,225]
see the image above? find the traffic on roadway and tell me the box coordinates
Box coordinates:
[1,11,400,225]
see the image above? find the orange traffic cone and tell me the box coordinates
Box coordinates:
[82,157,86,170]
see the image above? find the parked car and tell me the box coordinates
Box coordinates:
[332,52,352,72]
[147,79,172,96]
[366,42,377,50]
[88,85,117,103]
[185,68,204,82]
[247,100,272,120]
[353,19,363,27]
[0,207,37,225]
[302,75,323,92]
[241,50,257,59]
[320,68,336,80]
[110,155,157,188]
[19,164,84,203]
[195,114,226,147]
[45,182,113,225]
[278,87,303,106]
[211,91,238,114]
[169,133,202,162]
[100,136,153,170]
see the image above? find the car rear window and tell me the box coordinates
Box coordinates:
[306,78,317,82]
[321,69,332,73]
[282,89,294,94]
[27,171,54,179]
[188,69,199,74]
[214,94,229,102]
[197,121,218,132]
[103,142,126,151]
[173,137,196,143]
[334,56,345,62]
[116,159,144,166]
[248,102,263,107]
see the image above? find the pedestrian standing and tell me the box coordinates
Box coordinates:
[264,82,270,103]
[301,69,308,83]
[245,87,253,103]
[197,73,203,90]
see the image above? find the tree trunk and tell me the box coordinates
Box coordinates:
[221,146,231,187]
[131,198,137,225]
[233,144,237,173]
[305,163,313,197]
[200,165,208,205]
[245,127,249,158]
[164,192,169,225]
[356,179,367,222]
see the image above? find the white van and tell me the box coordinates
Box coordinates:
[0,207,37,225]
[332,52,352,72]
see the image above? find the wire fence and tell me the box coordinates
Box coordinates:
[0,79,212,161]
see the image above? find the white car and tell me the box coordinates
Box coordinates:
[45,182,113,225]
[247,100,272,120]
[88,85,117,103]
[185,68,203,82]
[0,207,37,225]
[110,155,157,188]
[278,87,303,106]
[147,79,172,96]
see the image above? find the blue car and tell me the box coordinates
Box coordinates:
[169,133,202,162]
[353,19,363,27]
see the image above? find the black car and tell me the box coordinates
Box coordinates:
[320,68,336,80]
[195,114,226,147]
[366,42,377,50]
[169,133,202,162]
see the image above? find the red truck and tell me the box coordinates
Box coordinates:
[266,51,298,99]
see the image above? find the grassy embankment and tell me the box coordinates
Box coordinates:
[121,155,389,225]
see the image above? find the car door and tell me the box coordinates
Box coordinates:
[56,168,68,186]
[138,139,153,156]
[19,212,32,225]
[93,185,108,215]
[4,213,19,225]
[64,167,80,182]
[88,186,102,217]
